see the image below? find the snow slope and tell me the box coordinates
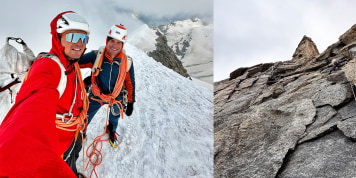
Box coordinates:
[127,24,158,53]
[77,43,213,177]
[0,43,213,178]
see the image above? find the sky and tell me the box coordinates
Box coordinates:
[0,0,213,57]
[214,0,356,81]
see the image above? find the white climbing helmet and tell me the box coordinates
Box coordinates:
[56,12,90,34]
[331,59,338,64]
[107,24,127,43]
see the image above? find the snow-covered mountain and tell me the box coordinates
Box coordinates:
[159,18,213,88]
[128,18,213,90]
[0,40,213,177]
[127,24,158,53]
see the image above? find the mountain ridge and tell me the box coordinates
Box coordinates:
[214,23,356,177]
[129,18,213,90]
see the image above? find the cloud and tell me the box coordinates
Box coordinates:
[214,0,356,81]
[0,0,212,56]
[105,0,213,19]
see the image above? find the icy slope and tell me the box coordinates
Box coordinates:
[77,43,213,178]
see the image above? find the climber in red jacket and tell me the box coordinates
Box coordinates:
[0,11,89,178]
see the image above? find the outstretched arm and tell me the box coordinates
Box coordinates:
[0,58,76,177]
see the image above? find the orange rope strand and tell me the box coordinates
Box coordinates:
[84,105,110,178]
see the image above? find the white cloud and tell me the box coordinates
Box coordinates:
[0,0,212,56]
[105,0,213,18]
[215,0,356,81]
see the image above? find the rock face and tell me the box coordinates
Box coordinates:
[214,25,356,178]
[148,31,190,78]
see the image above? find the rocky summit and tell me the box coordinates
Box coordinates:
[214,24,356,178]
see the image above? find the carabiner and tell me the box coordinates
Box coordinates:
[61,112,74,123]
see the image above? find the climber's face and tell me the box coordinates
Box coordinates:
[61,30,88,60]
[106,38,123,59]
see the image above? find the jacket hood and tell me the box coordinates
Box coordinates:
[49,11,75,68]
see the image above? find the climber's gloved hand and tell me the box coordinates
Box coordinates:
[125,102,134,116]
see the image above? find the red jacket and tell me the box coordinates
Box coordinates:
[0,11,83,177]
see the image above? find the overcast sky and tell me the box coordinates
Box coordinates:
[0,0,212,57]
[214,0,356,81]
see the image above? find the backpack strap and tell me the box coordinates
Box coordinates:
[126,55,132,72]
[123,48,132,72]
[47,55,67,98]
[92,46,105,76]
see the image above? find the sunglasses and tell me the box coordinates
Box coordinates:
[65,33,89,44]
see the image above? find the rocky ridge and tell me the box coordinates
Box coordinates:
[214,24,356,177]
[148,31,189,78]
